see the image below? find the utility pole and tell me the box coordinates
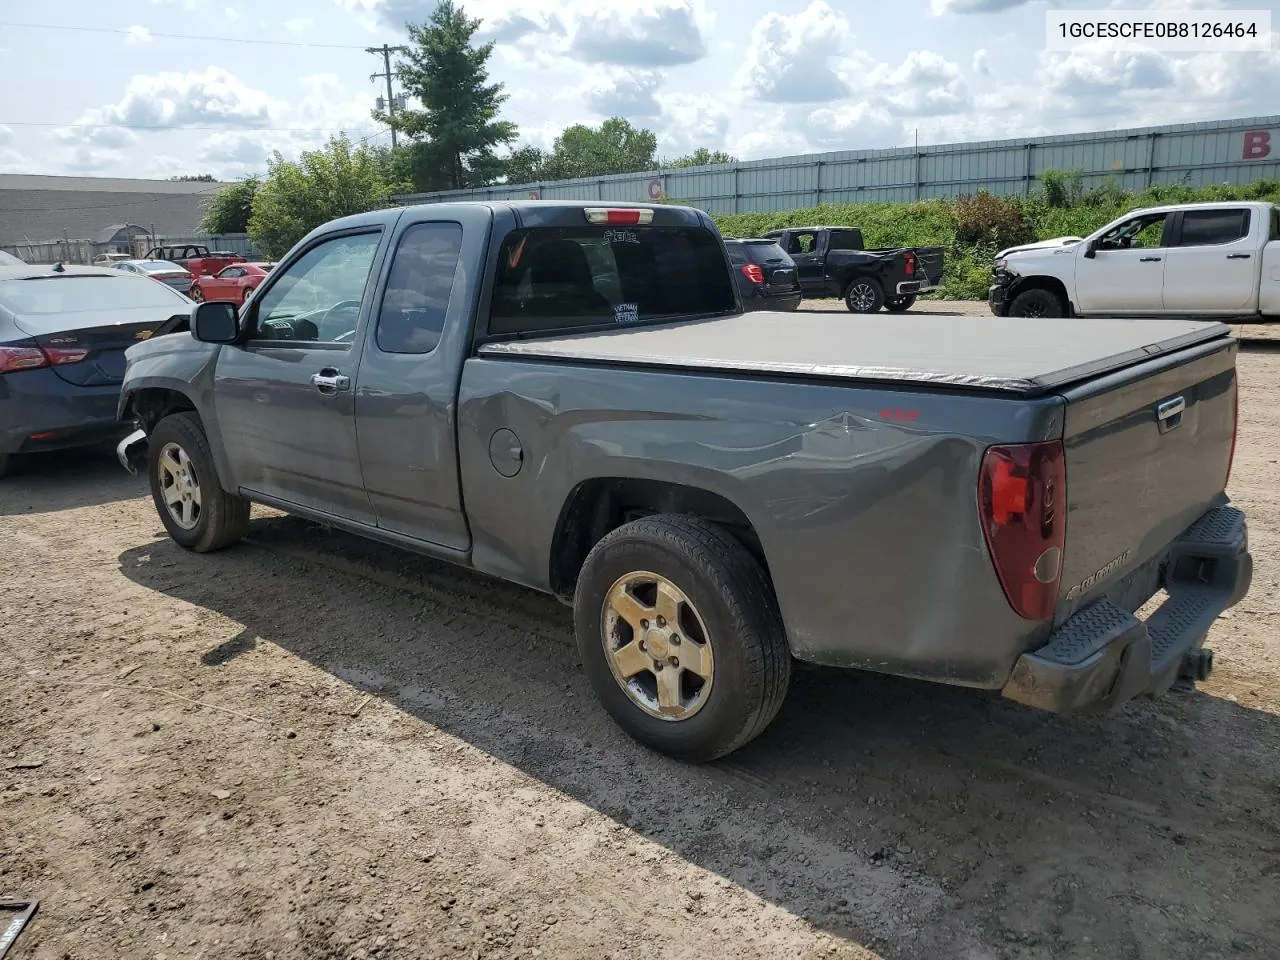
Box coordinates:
[367,44,408,149]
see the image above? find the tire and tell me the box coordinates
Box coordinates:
[885,295,917,313]
[574,514,792,762]
[1007,288,1065,318]
[844,277,885,313]
[148,412,250,552]
[189,285,204,302]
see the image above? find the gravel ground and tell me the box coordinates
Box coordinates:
[2,303,1278,960]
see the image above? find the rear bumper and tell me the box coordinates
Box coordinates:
[1001,504,1252,713]
[744,290,803,312]
[895,281,922,296]
[0,370,131,455]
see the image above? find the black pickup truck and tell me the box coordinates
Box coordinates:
[764,226,945,313]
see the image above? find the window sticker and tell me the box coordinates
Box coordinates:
[614,302,639,324]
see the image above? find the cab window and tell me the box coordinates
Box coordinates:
[249,231,381,344]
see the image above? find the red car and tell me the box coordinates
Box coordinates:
[190,262,275,305]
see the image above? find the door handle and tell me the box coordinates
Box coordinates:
[1139,256,1162,262]
[311,369,350,394]
[1227,253,1252,260]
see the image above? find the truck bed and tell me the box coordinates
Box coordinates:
[479,312,1231,396]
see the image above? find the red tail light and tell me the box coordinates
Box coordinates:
[978,440,1066,621]
[584,208,655,225]
[904,251,916,276]
[741,263,765,285]
[1225,375,1239,488]
[0,344,89,374]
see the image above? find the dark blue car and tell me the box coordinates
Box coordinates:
[0,263,193,477]
[723,238,802,312]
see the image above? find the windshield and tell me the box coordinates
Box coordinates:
[489,226,736,338]
[0,274,190,315]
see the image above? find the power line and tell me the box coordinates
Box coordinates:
[0,20,371,50]
[1,120,381,134]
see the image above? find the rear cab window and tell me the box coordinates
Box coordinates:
[488,223,736,338]
[1175,208,1251,246]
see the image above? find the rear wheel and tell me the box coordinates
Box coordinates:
[1008,288,1065,318]
[148,412,249,552]
[844,278,884,313]
[574,514,792,762]
[885,295,917,313]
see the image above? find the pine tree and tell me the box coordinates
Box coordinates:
[386,0,518,192]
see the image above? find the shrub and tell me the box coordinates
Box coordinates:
[952,192,1034,248]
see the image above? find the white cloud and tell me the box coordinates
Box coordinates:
[581,71,663,119]
[225,7,241,21]
[568,5,708,66]
[658,94,731,156]
[737,1,853,103]
[973,48,990,76]
[284,17,315,34]
[340,0,713,68]
[125,26,153,45]
[874,51,971,116]
[76,68,283,132]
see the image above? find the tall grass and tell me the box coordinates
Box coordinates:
[712,175,1280,300]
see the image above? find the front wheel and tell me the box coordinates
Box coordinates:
[148,412,250,553]
[574,515,792,762]
[1007,288,1065,318]
[189,286,204,302]
[885,295,917,313]
[844,278,884,313]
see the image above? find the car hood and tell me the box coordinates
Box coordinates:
[997,236,1083,259]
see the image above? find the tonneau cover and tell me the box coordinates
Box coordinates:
[478,312,1232,396]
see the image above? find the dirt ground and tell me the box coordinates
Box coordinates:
[2,303,1279,960]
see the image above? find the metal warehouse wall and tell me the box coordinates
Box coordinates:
[391,115,1280,215]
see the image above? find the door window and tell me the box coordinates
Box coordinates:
[375,222,463,355]
[249,231,381,344]
[1175,209,1251,247]
[1096,213,1168,251]
[219,267,245,278]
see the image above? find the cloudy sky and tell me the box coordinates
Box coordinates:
[2,0,1278,181]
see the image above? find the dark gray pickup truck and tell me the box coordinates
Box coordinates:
[115,200,1251,762]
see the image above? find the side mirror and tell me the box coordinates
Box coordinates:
[191,301,240,344]
[1082,240,1098,259]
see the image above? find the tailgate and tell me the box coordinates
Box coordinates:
[913,246,944,288]
[1054,338,1238,622]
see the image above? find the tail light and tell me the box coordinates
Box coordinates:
[1225,375,1239,488]
[904,251,916,276]
[585,208,655,225]
[0,343,89,374]
[741,263,765,285]
[978,440,1066,621]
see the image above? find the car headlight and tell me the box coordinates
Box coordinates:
[993,258,1008,272]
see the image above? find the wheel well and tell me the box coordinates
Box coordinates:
[125,388,198,433]
[548,478,770,600]
[1009,276,1072,313]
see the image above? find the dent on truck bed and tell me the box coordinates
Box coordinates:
[457,355,1058,687]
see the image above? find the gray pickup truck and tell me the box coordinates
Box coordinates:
[115,200,1252,762]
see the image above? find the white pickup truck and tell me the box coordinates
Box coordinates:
[988,201,1280,319]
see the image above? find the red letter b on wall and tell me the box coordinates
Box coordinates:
[1243,131,1271,160]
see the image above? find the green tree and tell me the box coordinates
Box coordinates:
[247,134,394,258]
[541,118,658,180]
[385,0,518,192]
[666,148,737,168]
[502,145,547,185]
[201,176,259,234]
[170,173,217,182]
